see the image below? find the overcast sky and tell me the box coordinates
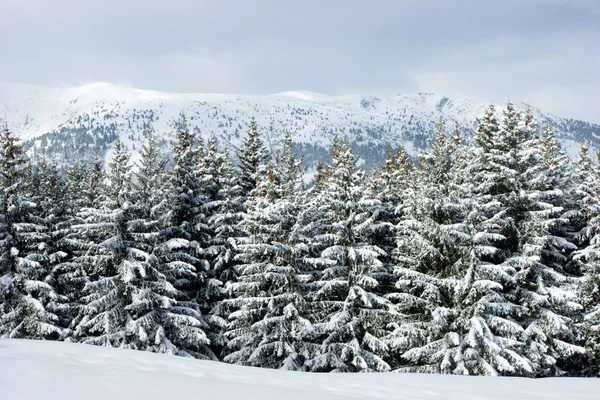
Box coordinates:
[1,0,599,123]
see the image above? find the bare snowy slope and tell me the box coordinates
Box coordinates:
[0,339,598,400]
[1,82,598,167]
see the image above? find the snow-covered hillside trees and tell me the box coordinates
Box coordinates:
[0,104,598,376]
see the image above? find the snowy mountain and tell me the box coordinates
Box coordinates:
[1,339,598,400]
[1,82,598,168]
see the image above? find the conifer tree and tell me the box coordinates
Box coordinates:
[69,137,134,346]
[394,106,533,376]
[83,158,107,210]
[435,104,585,377]
[275,131,304,199]
[387,120,486,374]
[70,135,212,356]
[123,123,214,358]
[0,128,66,339]
[52,159,107,332]
[64,161,88,212]
[165,112,210,293]
[196,137,245,354]
[299,136,396,372]
[572,141,600,376]
[237,119,271,198]
[371,146,413,207]
[206,143,246,289]
[28,158,72,329]
[224,143,314,370]
[152,114,214,352]
[508,112,583,376]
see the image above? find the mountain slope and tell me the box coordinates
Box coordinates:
[1,82,598,168]
[1,339,598,400]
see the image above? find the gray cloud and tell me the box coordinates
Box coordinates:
[1,0,598,122]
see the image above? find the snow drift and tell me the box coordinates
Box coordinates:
[0,339,597,400]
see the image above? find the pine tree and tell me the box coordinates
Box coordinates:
[572,141,600,376]
[507,112,583,376]
[387,120,490,374]
[69,138,134,346]
[237,119,271,198]
[105,138,130,205]
[123,123,214,358]
[64,161,88,212]
[223,143,315,370]
[275,131,304,199]
[429,104,585,377]
[83,158,107,209]
[371,146,413,207]
[28,158,72,330]
[392,105,535,376]
[205,140,246,290]
[299,136,396,372]
[462,104,533,376]
[0,128,66,339]
[166,112,210,291]
[195,137,239,354]
[52,160,107,333]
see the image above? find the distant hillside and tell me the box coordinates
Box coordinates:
[1,82,598,169]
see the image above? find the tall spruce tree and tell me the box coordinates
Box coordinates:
[298,136,396,372]
[165,112,210,299]
[52,159,108,333]
[28,158,72,330]
[237,119,271,198]
[69,138,135,346]
[390,105,536,376]
[0,128,66,339]
[572,141,600,376]
[388,120,486,374]
[124,123,214,358]
[223,138,315,370]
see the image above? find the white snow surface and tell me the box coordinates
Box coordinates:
[0,339,598,400]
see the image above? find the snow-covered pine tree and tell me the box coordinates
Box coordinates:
[123,122,214,359]
[393,105,537,376]
[130,122,168,221]
[28,158,72,330]
[299,136,396,372]
[64,162,87,212]
[194,136,240,353]
[387,119,479,373]
[370,146,413,207]
[502,111,584,377]
[275,131,304,199]
[365,146,415,284]
[51,159,108,333]
[0,128,66,339]
[536,122,580,276]
[237,118,271,199]
[204,139,246,292]
[572,141,600,376]
[420,104,584,377]
[68,137,135,346]
[223,137,315,370]
[165,112,210,294]
[83,158,107,209]
[105,138,130,205]
[455,104,534,376]
[71,134,210,356]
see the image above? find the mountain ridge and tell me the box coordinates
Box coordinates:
[1,81,598,168]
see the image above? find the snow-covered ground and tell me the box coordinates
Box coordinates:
[0,339,597,400]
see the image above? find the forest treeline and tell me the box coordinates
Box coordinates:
[0,103,598,377]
